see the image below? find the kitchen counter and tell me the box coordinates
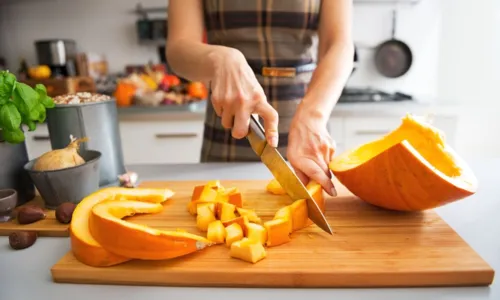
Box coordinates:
[116,100,465,122]
[1,159,498,300]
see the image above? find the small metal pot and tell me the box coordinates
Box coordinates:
[46,97,126,187]
[24,150,101,209]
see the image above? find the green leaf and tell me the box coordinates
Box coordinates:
[12,82,39,115]
[21,115,36,131]
[35,84,55,108]
[36,102,46,123]
[0,102,22,130]
[0,71,16,105]
[2,128,25,143]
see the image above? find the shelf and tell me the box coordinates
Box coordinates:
[132,3,167,17]
[354,0,421,5]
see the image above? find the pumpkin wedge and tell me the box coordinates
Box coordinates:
[330,114,478,211]
[89,200,213,260]
[70,187,174,267]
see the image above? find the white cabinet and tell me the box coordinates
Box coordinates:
[119,120,204,165]
[22,107,460,165]
[24,123,52,160]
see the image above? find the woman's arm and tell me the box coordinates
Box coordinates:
[295,0,354,125]
[166,0,279,146]
[166,0,231,82]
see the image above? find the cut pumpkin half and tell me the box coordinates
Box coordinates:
[329,114,478,211]
[89,199,213,260]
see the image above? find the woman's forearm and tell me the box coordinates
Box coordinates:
[166,40,231,83]
[297,41,354,125]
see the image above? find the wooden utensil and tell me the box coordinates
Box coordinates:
[50,179,495,288]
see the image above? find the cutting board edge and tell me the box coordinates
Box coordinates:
[50,251,496,288]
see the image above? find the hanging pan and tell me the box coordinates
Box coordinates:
[374,9,413,78]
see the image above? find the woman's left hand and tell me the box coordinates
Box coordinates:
[287,110,337,197]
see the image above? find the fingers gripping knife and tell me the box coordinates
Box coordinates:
[246,114,333,235]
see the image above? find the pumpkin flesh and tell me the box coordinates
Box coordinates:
[330,114,478,211]
[70,187,174,267]
[89,200,213,260]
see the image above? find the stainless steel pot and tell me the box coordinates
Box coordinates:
[45,96,126,187]
[35,39,77,66]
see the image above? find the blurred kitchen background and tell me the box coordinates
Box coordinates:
[0,0,498,166]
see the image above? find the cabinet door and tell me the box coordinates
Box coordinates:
[24,123,52,160]
[328,117,345,156]
[120,120,204,164]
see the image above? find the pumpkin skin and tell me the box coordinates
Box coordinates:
[89,200,213,260]
[329,114,478,211]
[70,187,174,267]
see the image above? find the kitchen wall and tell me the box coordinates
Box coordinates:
[0,0,442,101]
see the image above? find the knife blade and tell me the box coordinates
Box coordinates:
[246,114,333,235]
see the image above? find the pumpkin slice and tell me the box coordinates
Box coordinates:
[266,178,286,195]
[264,218,291,247]
[330,114,478,211]
[70,187,174,267]
[225,223,244,247]
[306,181,325,212]
[207,220,226,244]
[230,237,267,264]
[196,203,217,232]
[89,200,212,260]
[236,207,262,224]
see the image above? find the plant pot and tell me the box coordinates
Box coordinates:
[0,135,36,206]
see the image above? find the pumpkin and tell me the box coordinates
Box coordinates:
[187,81,208,99]
[225,223,244,247]
[70,187,174,267]
[28,65,51,80]
[329,114,478,211]
[88,199,213,260]
[113,81,136,107]
[207,220,226,244]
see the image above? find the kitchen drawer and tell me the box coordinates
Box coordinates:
[24,123,52,160]
[328,117,345,157]
[120,120,204,165]
[344,117,400,150]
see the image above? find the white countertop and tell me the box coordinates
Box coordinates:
[0,160,498,300]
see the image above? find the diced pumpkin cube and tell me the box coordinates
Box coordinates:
[273,206,293,234]
[230,238,267,264]
[289,199,310,231]
[246,222,267,245]
[191,185,205,201]
[228,191,243,208]
[236,207,262,224]
[222,216,248,236]
[264,218,290,247]
[207,220,226,244]
[196,203,216,231]
[220,202,237,222]
[225,223,243,247]
[266,178,286,195]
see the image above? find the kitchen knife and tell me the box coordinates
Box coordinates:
[246,114,333,235]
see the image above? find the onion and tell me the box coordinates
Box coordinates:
[33,135,89,171]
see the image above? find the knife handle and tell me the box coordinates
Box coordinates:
[247,114,267,155]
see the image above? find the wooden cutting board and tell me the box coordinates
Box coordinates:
[50,179,495,288]
[0,196,68,237]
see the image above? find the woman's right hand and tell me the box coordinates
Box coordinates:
[208,48,279,148]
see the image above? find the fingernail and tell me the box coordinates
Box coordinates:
[270,136,278,148]
[330,186,337,197]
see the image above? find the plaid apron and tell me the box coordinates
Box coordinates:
[201,0,321,162]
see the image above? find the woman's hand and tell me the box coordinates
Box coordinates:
[287,108,337,196]
[208,48,279,147]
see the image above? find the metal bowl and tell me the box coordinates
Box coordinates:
[0,189,18,222]
[24,150,101,209]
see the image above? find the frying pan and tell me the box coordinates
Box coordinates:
[374,10,413,78]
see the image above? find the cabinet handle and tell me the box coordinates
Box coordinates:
[33,135,50,141]
[354,130,389,135]
[155,133,198,139]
